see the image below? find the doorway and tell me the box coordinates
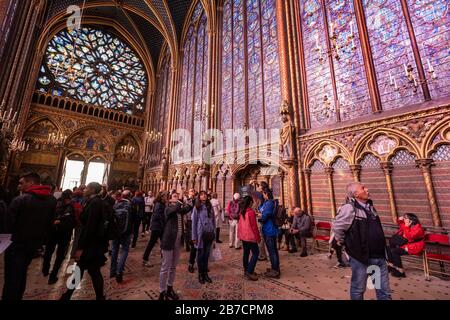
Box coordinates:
[61,159,84,190]
[85,160,107,185]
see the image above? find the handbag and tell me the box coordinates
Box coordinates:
[390,234,408,247]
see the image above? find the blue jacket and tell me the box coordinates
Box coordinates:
[192,204,216,249]
[259,199,279,237]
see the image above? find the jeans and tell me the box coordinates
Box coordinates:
[228,220,240,248]
[142,212,152,232]
[264,235,280,272]
[349,257,391,300]
[132,218,142,247]
[42,234,71,278]
[2,243,38,300]
[189,246,197,266]
[290,231,312,253]
[197,240,213,274]
[143,229,162,262]
[110,234,132,276]
[159,241,181,293]
[242,241,259,274]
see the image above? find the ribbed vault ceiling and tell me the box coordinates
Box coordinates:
[45,0,195,69]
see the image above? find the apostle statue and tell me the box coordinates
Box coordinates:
[279,101,295,162]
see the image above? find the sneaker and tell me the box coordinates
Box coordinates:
[158,291,166,300]
[334,262,346,269]
[143,261,153,267]
[116,273,123,283]
[300,252,308,257]
[264,269,280,279]
[188,264,195,273]
[258,257,267,261]
[235,247,242,250]
[229,245,234,248]
[166,286,180,300]
[391,270,406,278]
[244,272,258,281]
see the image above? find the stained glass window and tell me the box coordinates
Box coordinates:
[325,0,371,122]
[220,0,281,131]
[150,46,171,167]
[300,0,336,128]
[176,1,209,157]
[363,0,423,110]
[300,0,371,128]
[37,27,148,115]
[408,0,450,99]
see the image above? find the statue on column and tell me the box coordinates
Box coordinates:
[279,101,295,163]
[161,146,169,177]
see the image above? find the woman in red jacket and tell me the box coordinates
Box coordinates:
[387,213,425,278]
[237,196,261,281]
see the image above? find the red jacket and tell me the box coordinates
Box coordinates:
[238,208,261,243]
[397,219,425,255]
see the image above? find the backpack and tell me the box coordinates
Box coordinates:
[113,200,131,235]
[229,201,240,220]
[273,200,287,227]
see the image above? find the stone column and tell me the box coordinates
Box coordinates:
[325,166,337,218]
[303,168,312,215]
[279,169,286,207]
[211,176,217,193]
[221,175,227,208]
[416,159,441,227]
[381,162,398,223]
[349,164,361,182]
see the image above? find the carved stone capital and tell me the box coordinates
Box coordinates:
[380,162,393,174]
[302,168,312,177]
[325,167,334,176]
[416,158,434,171]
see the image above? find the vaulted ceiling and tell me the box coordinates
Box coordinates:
[45,0,195,70]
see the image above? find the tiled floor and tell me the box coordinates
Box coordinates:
[1,231,449,300]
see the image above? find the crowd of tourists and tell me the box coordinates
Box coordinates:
[0,172,427,301]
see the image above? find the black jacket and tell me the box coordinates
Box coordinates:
[334,199,386,265]
[51,200,76,237]
[150,201,166,231]
[6,186,57,246]
[160,201,193,251]
[77,195,109,268]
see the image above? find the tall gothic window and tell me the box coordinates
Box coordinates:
[36,27,148,115]
[177,1,209,149]
[150,46,172,167]
[363,0,423,110]
[407,0,450,99]
[220,0,281,132]
[300,0,371,129]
